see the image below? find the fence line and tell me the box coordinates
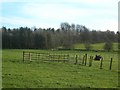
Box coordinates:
[23,51,113,70]
[23,51,69,62]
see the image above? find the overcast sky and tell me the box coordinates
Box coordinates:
[0,0,119,32]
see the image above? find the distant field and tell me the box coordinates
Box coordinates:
[74,43,118,51]
[2,49,118,88]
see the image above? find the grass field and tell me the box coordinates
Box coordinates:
[74,43,118,51]
[2,49,119,88]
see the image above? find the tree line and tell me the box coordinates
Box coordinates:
[1,22,119,49]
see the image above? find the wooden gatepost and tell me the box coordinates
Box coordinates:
[109,58,113,70]
[100,57,103,69]
[82,54,87,65]
[89,56,93,67]
[74,55,78,64]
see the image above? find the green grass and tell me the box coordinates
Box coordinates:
[2,49,119,88]
[113,43,119,51]
[74,43,118,51]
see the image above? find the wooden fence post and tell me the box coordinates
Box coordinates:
[82,55,85,65]
[23,51,25,62]
[100,58,103,69]
[67,54,69,61]
[109,58,113,70]
[84,54,87,66]
[75,55,78,64]
[37,53,38,61]
[29,52,31,62]
[89,56,93,67]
